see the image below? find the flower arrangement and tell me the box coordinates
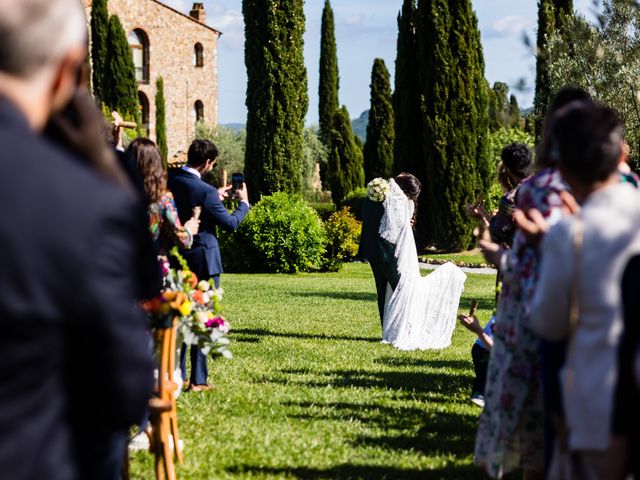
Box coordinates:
[366,177,389,202]
[142,247,232,359]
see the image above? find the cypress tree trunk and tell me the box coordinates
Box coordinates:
[155,77,168,166]
[328,106,364,205]
[534,0,573,140]
[105,15,139,121]
[243,0,308,203]
[393,0,422,175]
[90,0,109,102]
[363,59,394,182]
[318,0,339,190]
[418,0,490,251]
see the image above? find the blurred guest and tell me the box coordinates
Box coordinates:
[169,139,249,391]
[0,0,153,478]
[129,138,199,262]
[531,102,640,479]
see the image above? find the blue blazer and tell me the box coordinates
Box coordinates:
[168,169,249,278]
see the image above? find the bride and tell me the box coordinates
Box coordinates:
[360,174,467,350]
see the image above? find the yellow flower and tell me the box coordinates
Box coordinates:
[179,301,193,317]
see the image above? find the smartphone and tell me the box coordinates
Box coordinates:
[231,172,244,194]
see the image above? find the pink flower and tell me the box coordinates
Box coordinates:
[205,317,225,329]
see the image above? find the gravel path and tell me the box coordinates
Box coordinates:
[419,262,497,275]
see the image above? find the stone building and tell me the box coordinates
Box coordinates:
[84,0,221,156]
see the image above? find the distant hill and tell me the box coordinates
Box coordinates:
[220,123,246,132]
[351,110,369,142]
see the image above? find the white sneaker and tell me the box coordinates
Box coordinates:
[129,431,150,452]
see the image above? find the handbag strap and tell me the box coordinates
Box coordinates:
[565,217,584,391]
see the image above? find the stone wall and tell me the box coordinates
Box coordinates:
[84,0,220,156]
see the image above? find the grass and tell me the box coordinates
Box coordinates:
[130,263,499,479]
[419,249,488,267]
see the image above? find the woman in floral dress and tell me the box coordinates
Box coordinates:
[474,87,592,479]
[129,138,199,275]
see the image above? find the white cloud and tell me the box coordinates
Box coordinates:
[491,15,533,37]
[208,5,244,49]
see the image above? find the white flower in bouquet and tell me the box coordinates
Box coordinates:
[367,178,390,202]
[197,280,211,292]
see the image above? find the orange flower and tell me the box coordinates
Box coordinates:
[169,292,188,310]
[187,271,198,288]
[192,290,205,305]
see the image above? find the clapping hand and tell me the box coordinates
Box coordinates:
[477,223,503,267]
[458,314,483,336]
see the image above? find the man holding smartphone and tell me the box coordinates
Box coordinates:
[169,139,249,391]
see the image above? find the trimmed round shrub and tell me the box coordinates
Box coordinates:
[220,192,327,274]
[322,207,362,272]
[341,187,367,220]
[310,202,337,221]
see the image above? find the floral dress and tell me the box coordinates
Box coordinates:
[474,168,567,478]
[148,191,193,278]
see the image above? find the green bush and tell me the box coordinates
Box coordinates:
[310,202,336,221]
[322,207,362,272]
[341,188,367,220]
[220,193,327,274]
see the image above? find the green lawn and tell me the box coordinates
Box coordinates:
[419,249,487,267]
[131,263,498,479]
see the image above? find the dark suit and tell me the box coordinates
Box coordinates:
[168,168,248,384]
[0,99,153,479]
[358,197,400,327]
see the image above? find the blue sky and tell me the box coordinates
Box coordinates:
[165,0,598,125]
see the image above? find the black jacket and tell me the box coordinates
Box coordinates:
[0,99,153,479]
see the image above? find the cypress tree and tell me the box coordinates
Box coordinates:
[155,77,168,166]
[417,0,490,251]
[104,15,139,121]
[534,0,573,139]
[393,0,422,175]
[318,0,339,189]
[90,0,109,102]
[508,94,521,128]
[243,0,308,202]
[363,59,394,182]
[327,106,364,205]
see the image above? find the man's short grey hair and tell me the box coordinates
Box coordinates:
[0,0,87,78]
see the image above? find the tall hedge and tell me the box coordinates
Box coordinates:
[155,77,168,166]
[363,59,394,182]
[243,0,308,203]
[534,0,573,139]
[90,0,109,102]
[417,0,490,250]
[327,106,364,205]
[393,0,422,175]
[104,15,139,121]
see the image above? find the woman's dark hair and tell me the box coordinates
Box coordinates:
[536,85,592,171]
[552,102,623,184]
[395,173,422,201]
[187,139,219,167]
[129,138,166,204]
[501,143,532,181]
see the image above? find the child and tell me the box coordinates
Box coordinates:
[459,312,494,407]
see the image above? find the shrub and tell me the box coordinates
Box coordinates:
[322,207,362,272]
[342,188,367,220]
[310,202,336,221]
[220,193,327,274]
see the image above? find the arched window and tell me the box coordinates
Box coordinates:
[194,43,204,67]
[194,100,204,123]
[128,29,149,83]
[138,91,150,135]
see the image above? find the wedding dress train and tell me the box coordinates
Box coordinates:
[380,180,467,350]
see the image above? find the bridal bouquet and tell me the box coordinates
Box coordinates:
[367,177,389,202]
[142,247,232,359]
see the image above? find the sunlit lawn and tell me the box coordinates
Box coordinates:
[130,263,501,479]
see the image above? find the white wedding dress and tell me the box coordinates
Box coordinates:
[380,180,467,350]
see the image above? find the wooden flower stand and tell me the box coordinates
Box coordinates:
[149,318,184,480]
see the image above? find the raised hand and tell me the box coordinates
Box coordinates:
[218,185,232,201]
[514,208,549,246]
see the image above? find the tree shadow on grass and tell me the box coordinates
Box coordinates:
[225,462,484,479]
[274,368,473,398]
[232,327,380,344]
[375,357,472,371]
[290,291,378,302]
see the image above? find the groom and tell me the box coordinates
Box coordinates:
[169,139,249,391]
[359,188,400,328]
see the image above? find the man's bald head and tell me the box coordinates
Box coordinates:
[0,0,86,78]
